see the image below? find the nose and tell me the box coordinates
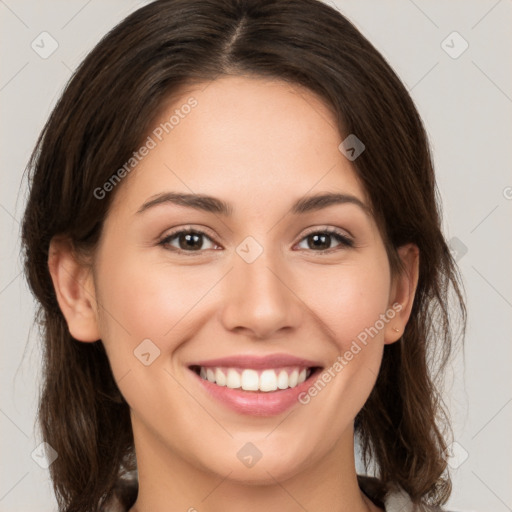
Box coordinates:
[219,245,304,339]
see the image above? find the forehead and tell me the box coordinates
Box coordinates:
[109,75,369,215]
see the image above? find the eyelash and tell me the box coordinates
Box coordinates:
[157,227,355,255]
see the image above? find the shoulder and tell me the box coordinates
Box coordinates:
[357,475,455,512]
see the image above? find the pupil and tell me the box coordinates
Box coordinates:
[310,233,330,250]
[181,233,202,250]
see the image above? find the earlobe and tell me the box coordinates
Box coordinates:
[48,236,101,342]
[384,243,420,345]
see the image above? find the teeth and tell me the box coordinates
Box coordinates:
[196,366,313,392]
[289,369,298,388]
[215,368,226,386]
[226,368,241,389]
[259,369,278,392]
[277,370,289,390]
[241,369,259,391]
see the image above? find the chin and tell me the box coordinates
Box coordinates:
[194,441,315,486]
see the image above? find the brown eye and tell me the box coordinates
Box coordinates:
[297,230,354,252]
[159,230,218,252]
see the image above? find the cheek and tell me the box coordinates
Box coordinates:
[296,251,391,409]
[96,251,215,345]
[93,251,217,418]
[306,255,392,351]
[286,258,391,452]
[91,243,210,393]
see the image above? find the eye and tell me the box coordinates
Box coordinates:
[158,229,219,253]
[296,229,354,252]
[158,227,354,255]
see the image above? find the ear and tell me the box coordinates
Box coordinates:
[384,243,420,345]
[47,236,100,342]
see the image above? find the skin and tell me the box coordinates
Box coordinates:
[49,75,419,512]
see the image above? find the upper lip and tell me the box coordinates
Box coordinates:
[188,353,323,370]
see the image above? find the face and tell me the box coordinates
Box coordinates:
[62,75,414,484]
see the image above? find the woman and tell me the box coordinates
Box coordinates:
[21,0,466,511]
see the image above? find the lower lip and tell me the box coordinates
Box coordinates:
[190,368,321,416]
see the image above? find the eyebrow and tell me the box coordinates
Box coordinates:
[136,191,370,216]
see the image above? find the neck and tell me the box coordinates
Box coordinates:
[128,420,382,512]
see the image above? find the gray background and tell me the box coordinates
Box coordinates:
[1,1,511,511]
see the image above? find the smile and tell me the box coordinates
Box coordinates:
[187,354,323,416]
[191,365,315,392]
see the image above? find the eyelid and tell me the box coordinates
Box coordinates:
[300,225,354,241]
[158,224,219,242]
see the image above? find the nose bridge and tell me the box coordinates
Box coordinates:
[220,236,302,337]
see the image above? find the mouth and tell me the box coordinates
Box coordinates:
[187,355,324,416]
[189,365,323,392]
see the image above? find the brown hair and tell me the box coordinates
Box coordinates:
[21,0,466,510]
